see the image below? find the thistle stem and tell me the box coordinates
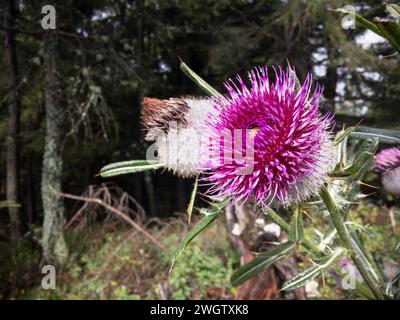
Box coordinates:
[264,207,374,299]
[320,187,385,300]
[265,207,321,256]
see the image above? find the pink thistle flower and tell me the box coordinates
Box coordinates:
[374,147,400,196]
[374,148,400,173]
[204,66,334,206]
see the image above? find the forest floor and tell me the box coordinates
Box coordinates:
[1,201,399,300]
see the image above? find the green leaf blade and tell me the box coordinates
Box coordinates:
[170,206,221,273]
[180,60,223,99]
[187,176,199,224]
[231,242,296,287]
[289,205,304,243]
[387,4,400,19]
[334,127,355,146]
[282,247,344,291]
[99,160,164,177]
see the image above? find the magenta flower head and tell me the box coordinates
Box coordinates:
[204,66,334,206]
[374,147,400,196]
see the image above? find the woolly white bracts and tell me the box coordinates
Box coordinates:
[284,131,334,205]
[141,97,214,177]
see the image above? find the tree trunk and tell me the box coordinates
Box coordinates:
[3,0,20,238]
[41,35,68,266]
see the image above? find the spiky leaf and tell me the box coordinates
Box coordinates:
[170,205,221,273]
[282,247,344,291]
[334,7,400,53]
[334,127,355,146]
[350,127,400,144]
[387,4,400,19]
[99,160,164,177]
[187,175,199,224]
[231,242,296,286]
[180,60,223,99]
[289,206,304,243]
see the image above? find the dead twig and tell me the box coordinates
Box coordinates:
[52,188,168,252]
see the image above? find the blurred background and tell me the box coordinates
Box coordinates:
[0,0,399,299]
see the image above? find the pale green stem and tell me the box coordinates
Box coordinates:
[264,207,374,300]
[320,187,385,300]
[265,207,322,256]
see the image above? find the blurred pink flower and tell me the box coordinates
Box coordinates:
[374,147,400,196]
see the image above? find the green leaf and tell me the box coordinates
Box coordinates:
[282,247,344,291]
[334,127,355,146]
[180,60,223,99]
[394,241,400,255]
[350,132,400,144]
[333,7,400,53]
[333,139,378,180]
[231,242,296,286]
[288,64,301,91]
[289,205,304,243]
[187,175,199,224]
[170,206,221,273]
[340,152,374,179]
[99,160,164,177]
[387,272,400,299]
[374,19,400,53]
[333,8,383,36]
[387,4,400,19]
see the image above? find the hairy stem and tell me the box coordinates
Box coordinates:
[264,207,374,299]
[320,187,385,300]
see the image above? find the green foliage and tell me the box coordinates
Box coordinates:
[14,217,238,300]
[170,203,222,272]
[168,243,235,300]
[0,239,40,299]
[2,0,400,301]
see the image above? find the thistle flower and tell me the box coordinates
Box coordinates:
[141,97,214,177]
[374,147,400,196]
[204,66,334,206]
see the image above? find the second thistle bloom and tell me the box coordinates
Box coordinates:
[374,147,400,196]
[205,66,334,206]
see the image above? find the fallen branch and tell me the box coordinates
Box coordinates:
[52,188,168,252]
